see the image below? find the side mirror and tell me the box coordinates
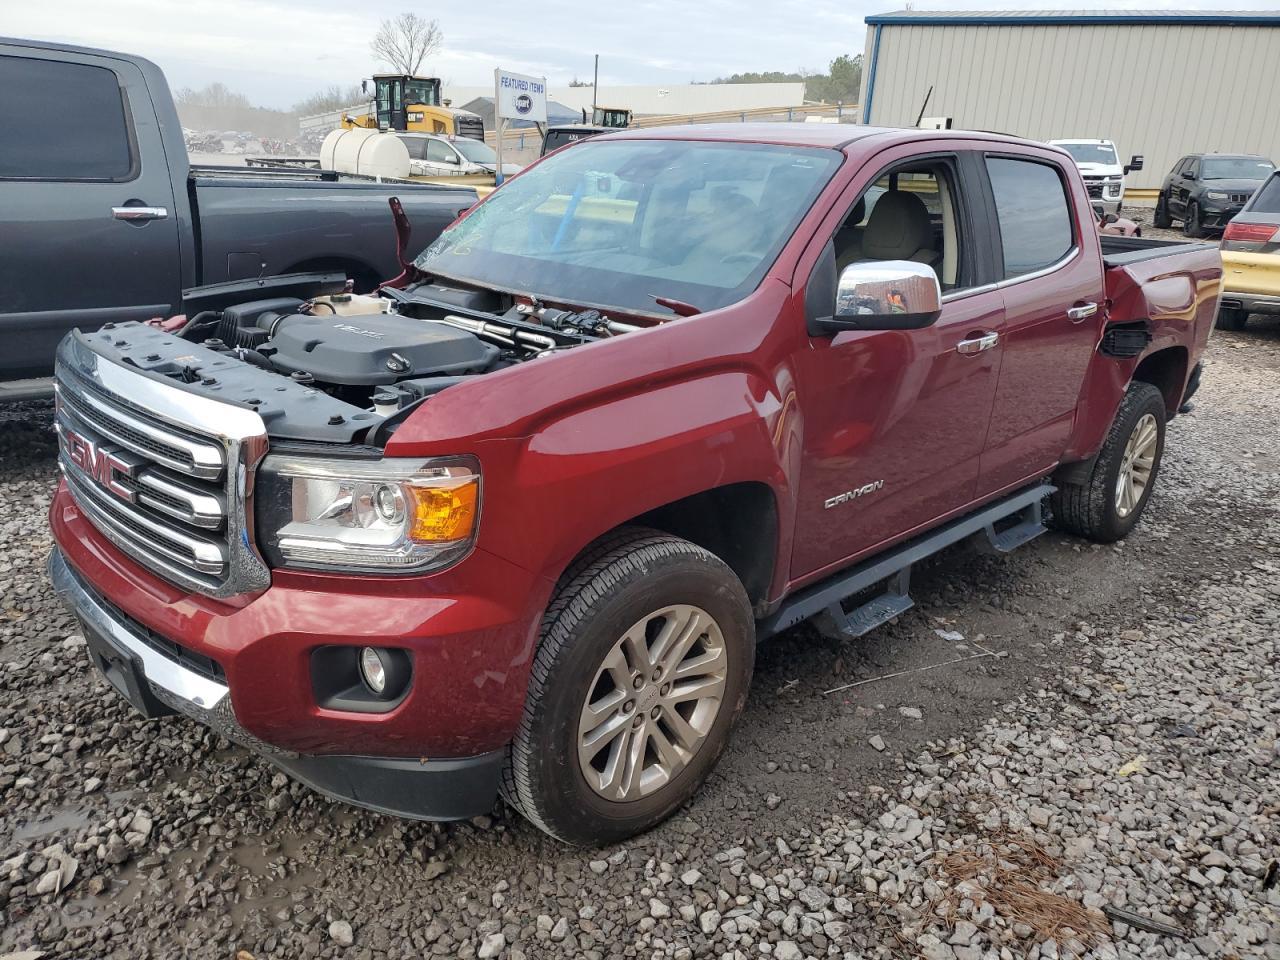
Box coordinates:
[811,260,942,335]
[362,79,368,96]
[1101,213,1119,225]
[1124,154,1144,174]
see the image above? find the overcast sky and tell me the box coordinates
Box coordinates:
[8,0,1277,108]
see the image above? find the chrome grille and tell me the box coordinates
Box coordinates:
[54,333,271,599]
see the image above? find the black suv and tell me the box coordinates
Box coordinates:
[1154,153,1275,237]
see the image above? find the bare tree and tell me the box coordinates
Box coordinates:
[370,13,443,76]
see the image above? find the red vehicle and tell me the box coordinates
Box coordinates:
[49,125,1220,844]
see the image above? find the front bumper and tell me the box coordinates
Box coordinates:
[49,548,504,820]
[1198,203,1245,229]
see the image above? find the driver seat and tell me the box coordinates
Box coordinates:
[860,191,940,268]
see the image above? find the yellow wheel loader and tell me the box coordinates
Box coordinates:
[342,75,484,141]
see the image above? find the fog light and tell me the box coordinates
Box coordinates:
[360,646,387,694]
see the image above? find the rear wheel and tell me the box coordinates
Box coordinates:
[1152,194,1172,229]
[501,528,754,845]
[1183,200,1204,238]
[1051,382,1166,543]
[1216,306,1249,330]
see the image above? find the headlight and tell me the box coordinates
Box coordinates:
[255,455,480,573]
[1206,191,1230,201]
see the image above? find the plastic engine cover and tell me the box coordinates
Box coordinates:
[263,313,499,385]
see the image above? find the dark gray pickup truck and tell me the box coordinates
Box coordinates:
[0,37,480,398]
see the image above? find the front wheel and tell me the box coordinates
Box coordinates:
[1051,382,1167,543]
[1183,200,1204,238]
[1152,194,1172,229]
[501,528,754,845]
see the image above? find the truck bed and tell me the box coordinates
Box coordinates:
[1100,234,1217,269]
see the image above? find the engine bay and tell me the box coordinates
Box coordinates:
[85,272,646,444]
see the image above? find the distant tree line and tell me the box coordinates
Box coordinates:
[714,54,863,104]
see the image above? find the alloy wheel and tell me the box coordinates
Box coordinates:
[577,604,727,802]
[1116,413,1158,518]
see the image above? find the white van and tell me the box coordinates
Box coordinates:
[1049,139,1144,215]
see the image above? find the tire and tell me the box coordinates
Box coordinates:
[1051,382,1166,543]
[1183,200,1203,238]
[501,527,755,845]
[1152,194,1172,229]
[1216,306,1248,331]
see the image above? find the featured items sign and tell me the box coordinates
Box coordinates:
[495,69,548,124]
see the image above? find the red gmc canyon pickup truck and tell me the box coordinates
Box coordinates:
[48,124,1220,845]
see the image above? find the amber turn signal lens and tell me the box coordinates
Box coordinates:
[407,479,479,542]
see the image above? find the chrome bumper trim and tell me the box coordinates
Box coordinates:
[49,549,229,710]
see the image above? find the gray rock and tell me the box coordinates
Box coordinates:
[328,920,354,946]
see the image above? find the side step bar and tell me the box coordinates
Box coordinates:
[757,483,1054,642]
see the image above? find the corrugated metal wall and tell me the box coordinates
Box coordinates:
[859,22,1280,190]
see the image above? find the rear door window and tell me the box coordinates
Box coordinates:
[985,157,1075,278]
[398,136,427,160]
[0,55,134,180]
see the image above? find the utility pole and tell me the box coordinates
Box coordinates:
[592,54,599,116]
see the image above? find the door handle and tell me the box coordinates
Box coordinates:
[112,206,168,222]
[1066,302,1098,322]
[956,332,999,355]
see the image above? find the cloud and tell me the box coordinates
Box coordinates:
[10,0,1275,106]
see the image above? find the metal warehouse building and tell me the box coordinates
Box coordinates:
[857,10,1280,194]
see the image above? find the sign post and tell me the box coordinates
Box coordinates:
[493,67,548,186]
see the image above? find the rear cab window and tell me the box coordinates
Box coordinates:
[0,54,135,180]
[984,157,1075,278]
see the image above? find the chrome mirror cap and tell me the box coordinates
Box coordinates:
[835,260,943,329]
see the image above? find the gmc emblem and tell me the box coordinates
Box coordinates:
[62,426,140,503]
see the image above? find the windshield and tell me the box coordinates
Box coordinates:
[1201,157,1274,180]
[1056,142,1118,165]
[414,139,841,315]
[453,138,497,163]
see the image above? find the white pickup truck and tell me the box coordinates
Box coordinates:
[1049,139,1144,215]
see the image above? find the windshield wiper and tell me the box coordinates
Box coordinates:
[652,295,702,317]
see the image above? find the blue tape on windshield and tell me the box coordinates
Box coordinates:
[551,180,587,252]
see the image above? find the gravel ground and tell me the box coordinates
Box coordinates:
[2,327,1278,959]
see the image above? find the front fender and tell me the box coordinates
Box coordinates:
[464,367,797,588]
